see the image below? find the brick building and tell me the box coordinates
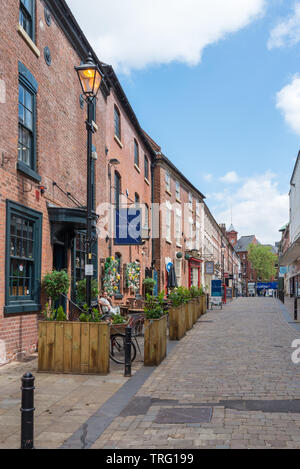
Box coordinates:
[0,0,155,363]
[146,136,206,293]
[0,0,243,364]
[101,67,155,301]
[233,234,259,296]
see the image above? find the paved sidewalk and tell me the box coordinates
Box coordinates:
[91,298,300,449]
[0,344,144,449]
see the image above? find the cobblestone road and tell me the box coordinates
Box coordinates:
[92,298,300,449]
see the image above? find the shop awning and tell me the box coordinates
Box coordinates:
[279,235,300,265]
[47,205,98,243]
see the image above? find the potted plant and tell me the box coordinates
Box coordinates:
[144,292,168,366]
[189,286,199,324]
[168,288,186,340]
[42,270,70,307]
[38,273,109,375]
[143,277,156,297]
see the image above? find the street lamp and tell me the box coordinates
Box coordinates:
[75,53,103,311]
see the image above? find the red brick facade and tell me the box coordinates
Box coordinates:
[0,0,108,362]
[0,0,243,364]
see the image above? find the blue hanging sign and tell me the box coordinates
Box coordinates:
[114,208,142,245]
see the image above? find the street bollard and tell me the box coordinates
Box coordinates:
[21,372,35,449]
[124,326,132,377]
[295,297,298,321]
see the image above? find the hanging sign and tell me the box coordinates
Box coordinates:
[114,208,142,245]
[205,261,214,275]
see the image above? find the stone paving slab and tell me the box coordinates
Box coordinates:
[0,340,145,449]
[92,298,300,449]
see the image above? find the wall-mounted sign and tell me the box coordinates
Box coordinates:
[85,264,94,276]
[205,261,214,275]
[280,266,288,275]
[114,208,142,245]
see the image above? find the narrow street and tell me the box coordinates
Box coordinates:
[89,298,300,449]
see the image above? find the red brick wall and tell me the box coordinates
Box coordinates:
[153,158,204,292]
[0,0,107,362]
[102,89,153,301]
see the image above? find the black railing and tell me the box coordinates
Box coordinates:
[60,294,85,321]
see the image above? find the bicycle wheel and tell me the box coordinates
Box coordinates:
[110,334,137,364]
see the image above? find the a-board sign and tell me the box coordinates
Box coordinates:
[211,279,222,297]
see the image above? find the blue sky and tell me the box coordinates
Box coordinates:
[68,0,300,244]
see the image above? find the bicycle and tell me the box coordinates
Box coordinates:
[101,313,142,365]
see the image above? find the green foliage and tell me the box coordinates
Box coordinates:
[247,244,277,281]
[79,305,102,323]
[112,314,127,324]
[42,303,67,321]
[169,288,185,307]
[42,270,70,301]
[143,277,156,295]
[190,286,200,298]
[76,278,99,304]
[144,292,165,319]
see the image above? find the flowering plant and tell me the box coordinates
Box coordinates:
[103,256,121,296]
[125,262,140,291]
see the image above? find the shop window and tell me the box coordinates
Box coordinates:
[5,200,42,314]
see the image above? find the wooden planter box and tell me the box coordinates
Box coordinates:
[185,302,194,330]
[38,321,110,375]
[169,305,186,341]
[198,296,203,317]
[144,315,167,366]
[202,295,207,315]
[191,299,198,324]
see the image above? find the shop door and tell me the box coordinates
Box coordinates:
[53,242,67,311]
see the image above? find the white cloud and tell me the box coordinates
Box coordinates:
[268,3,300,50]
[208,172,288,244]
[67,0,265,73]
[220,171,240,183]
[276,75,300,135]
[203,173,213,182]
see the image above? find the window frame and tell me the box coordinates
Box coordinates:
[144,154,149,181]
[166,205,172,243]
[175,181,181,200]
[165,171,171,193]
[18,62,40,182]
[114,105,121,141]
[134,139,139,168]
[5,200,42,314]
[19,0,35,42]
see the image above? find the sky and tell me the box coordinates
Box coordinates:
[67,0,300,245]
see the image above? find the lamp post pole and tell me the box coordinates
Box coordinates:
[85,96,94,310]
[75,53,103,313]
